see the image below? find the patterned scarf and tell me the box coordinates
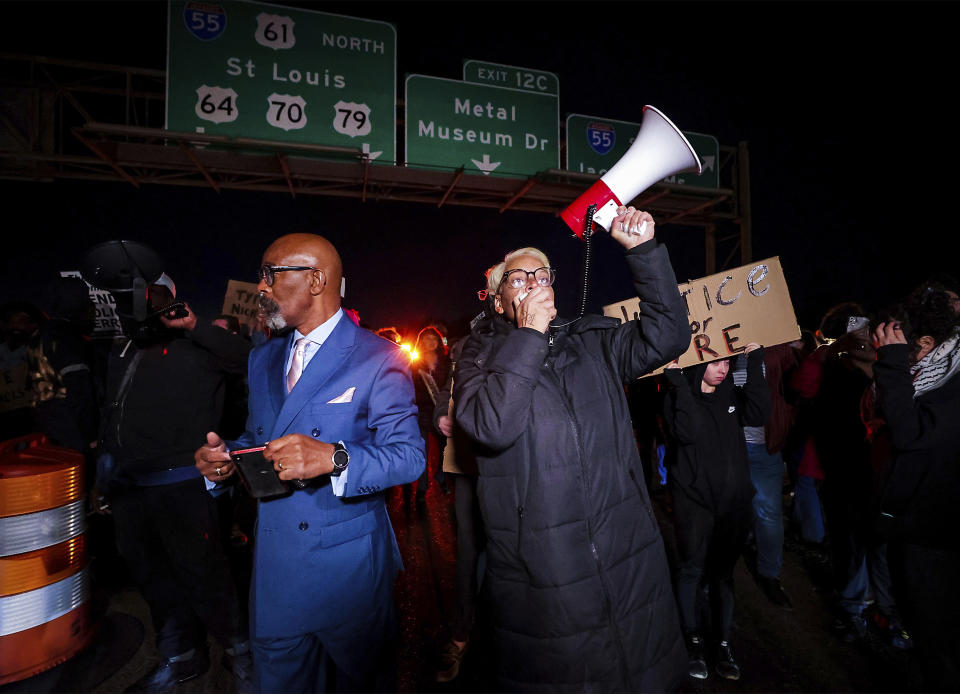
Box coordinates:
[911,328,960,397]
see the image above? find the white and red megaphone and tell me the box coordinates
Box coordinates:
[561,105,702,238]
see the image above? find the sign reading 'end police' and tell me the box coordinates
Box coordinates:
[404,74,559,178]
[167,0,396,162]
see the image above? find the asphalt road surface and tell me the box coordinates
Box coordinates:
[4,455,921,694]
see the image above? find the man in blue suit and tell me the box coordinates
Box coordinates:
[195,233,425,692]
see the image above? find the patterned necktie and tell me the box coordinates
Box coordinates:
[286,337,308,393]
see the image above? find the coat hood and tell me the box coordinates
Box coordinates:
[682,359,734,399]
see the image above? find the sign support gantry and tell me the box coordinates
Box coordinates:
[0,53,753,273]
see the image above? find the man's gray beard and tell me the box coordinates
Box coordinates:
[257,294,287,331]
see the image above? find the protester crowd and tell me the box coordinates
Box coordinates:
[1,217,958,694]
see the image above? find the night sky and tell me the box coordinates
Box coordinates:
[2,1,955,338]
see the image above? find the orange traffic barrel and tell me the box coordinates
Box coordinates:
[0,433,95,685]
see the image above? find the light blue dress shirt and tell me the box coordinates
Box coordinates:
[284,308,343,378]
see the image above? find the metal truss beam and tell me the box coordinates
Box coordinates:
[0,53,752,274]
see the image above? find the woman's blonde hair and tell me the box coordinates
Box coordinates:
[485,247,551,295]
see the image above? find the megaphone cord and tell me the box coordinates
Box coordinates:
[548,204,596,336]
[578,203,596,319]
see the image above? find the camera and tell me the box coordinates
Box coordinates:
[79,240,185,340]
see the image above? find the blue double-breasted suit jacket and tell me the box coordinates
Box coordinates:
[228,315,425,678]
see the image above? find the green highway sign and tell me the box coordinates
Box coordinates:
[565,114,719,189]
[405,74,559,178]
[166,0,396,162]
[462,60,559,96]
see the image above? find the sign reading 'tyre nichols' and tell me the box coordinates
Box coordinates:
[221,279,261,331]
[603,257,800,373]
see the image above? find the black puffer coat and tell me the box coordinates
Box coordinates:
[454,242,689,692]
[872,343,960,549]
[662,351,770,515]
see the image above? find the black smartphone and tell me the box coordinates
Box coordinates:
[231,446,290,499]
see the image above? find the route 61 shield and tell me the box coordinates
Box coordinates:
[255,12,296,50]
[586,121,616,155]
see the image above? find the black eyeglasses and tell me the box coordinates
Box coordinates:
[499,267,556,290]
[259,264,319,286]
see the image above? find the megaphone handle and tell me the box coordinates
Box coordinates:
[592,199,622,231]
[592,201,647,236]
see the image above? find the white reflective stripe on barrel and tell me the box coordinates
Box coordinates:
[0,567,89,636]
[0,500,86,557]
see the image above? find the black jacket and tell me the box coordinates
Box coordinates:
[662,350,770,515]
[413,350,451,433]
[432,337,479,476]
[872,343,960,549]
[101,322,251,480]
[28,318,100,451]
[454,242,689,692]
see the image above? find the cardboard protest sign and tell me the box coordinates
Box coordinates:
[60,271,125,338]
[0,363,31,413]
[603,257,800,374]
[221,276,346,332]
[221,280,261,331]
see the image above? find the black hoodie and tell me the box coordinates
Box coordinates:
[101,321,251,480]
[663,349,770,514]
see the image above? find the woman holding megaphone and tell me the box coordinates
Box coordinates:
[453,206,691,691]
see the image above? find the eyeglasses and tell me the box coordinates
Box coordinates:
[499,267,556,290]
[259,264,319,286]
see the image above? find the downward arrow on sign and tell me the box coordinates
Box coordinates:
[470,154,501,175]
[362,143,382,161]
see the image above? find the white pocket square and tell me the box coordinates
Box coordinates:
[327,387,356,404]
